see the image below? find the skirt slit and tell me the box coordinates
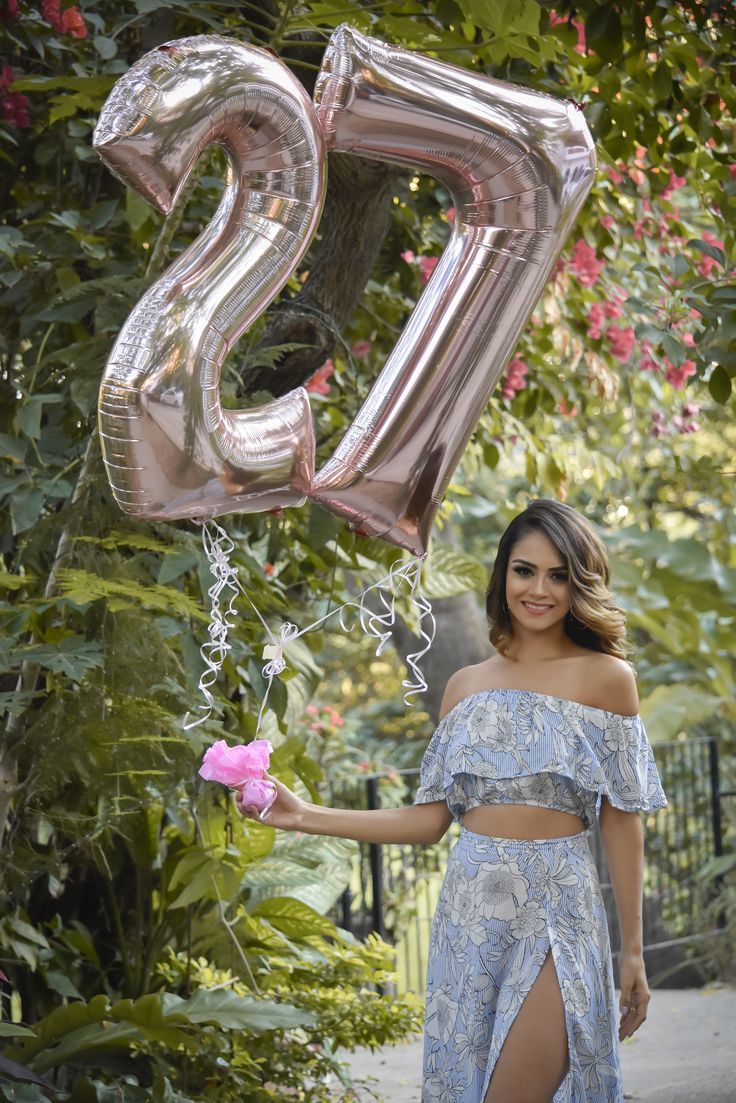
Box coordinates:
[422,825,623,1103]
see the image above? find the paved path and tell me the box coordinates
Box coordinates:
[344,987,736,1101]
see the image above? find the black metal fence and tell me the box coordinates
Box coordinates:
[329,737,726,993]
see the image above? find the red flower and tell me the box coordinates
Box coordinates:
[664,358,696,389]
[606,325,635,364]
[263,562,274,577]
[41,0,62,30]
[61,5,87,38]
[586,302,605,340]
[351,340,371,359]
[559,399,578,417]
[568,239,605,288]
[502,358,528,400]
[418,255,439,284]
[0,0,19,24]
[306,359,334,395]
[696,231,724,277]
[1,66,29,128]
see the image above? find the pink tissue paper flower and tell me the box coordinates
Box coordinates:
[239,777,277,813]
[199,738,272,787]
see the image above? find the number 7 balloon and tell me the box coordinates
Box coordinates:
[310,26,596,554]
[94,28,595,554]
[94,36,323,521]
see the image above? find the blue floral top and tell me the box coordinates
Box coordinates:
[412,688,668,828]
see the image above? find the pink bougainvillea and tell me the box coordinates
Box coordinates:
[606,325,636,364]
[696,230,725,277]
[0,66,29,128]
[569,239,605,287]
[305,359,334,395]
[502,358,529,400]
[586,302,605,339]
[665,358,696,389]
[0,0,19,24]
[418,255,439,284]
[351,340,372,359]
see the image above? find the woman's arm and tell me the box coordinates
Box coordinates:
[238,771,453,846]
[301,796,453,846]
[599,799,651,1040]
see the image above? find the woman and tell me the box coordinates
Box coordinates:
[238,499,667,1103]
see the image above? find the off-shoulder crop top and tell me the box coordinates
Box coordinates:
[412,688,668,829]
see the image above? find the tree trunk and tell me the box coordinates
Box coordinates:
[244,153,398,396]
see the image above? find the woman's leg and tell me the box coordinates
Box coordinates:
[483,949,569,1103]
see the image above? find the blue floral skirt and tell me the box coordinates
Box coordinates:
[422,825,623,1102]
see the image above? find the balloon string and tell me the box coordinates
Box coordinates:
[183,521,436,734]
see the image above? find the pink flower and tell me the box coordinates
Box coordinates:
[649,410,666,438]
[603,300,623,319]
[305,704,319,717]
[586,302,605,339]
[696,231,724,277]
[502,357,528,399]
[600,215,615,230]
[665,358,696,389]
[400,249,415,264]
[351,340,371,359]
[446,207,456,225]
[729,165,736,180]
[0,0,19,24]
[199,738,272,787]
[559,399,578,417]
[41,0,62,30]
[306,359,334,395]
[606,325,635,363]
[239,777,277,814]
[61,5,87,38]
[1,66,30,128]
[569,239,605,287]
[606,165,624,186]
[358,761,372,772]
[418,255,439,284]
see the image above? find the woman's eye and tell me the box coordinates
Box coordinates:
[552,573,568,583]
[513,567,531,576]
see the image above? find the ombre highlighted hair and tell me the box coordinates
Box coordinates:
[485,499,630,659]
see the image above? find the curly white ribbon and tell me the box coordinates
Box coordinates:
[184,521,436,735]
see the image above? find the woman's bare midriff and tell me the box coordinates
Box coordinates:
[460,804,586,839]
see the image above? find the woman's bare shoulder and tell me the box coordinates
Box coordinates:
[581,652,639,714]
[439,659,499,719]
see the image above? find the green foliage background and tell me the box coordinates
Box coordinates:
[1,0,734,1099]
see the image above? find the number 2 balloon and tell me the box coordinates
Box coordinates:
[94,26,596,557]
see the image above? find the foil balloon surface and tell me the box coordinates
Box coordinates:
[94,36,324,521]
[311,25,597,555]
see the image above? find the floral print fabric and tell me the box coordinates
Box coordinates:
[412,688,667,826]
[423,825,622,1102]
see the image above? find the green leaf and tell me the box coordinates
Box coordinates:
[10,491,45,535]
[585,6,623,62]
[93,35,118,60]
[56,569,208,622]
[251,896,338,940]
[166,988,315,1032]
[13,638,104,680]
[639,684,722,740]
[0,1025,36,1038]
[422,545,486,599]
[708,365,731,404]
[688,238,725,268]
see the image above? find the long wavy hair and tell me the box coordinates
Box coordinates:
[485,499,630,659]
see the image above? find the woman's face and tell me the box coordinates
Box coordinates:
[504,529,571,630]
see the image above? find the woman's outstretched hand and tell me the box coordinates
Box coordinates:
[236,771,307,832]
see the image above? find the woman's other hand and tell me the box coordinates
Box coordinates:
[618,951,651,1040]
[236,771,307,831]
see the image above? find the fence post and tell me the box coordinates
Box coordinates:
[366,776,386,940]
[708,737,727,930]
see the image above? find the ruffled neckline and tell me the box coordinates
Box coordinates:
[442,687,639,725]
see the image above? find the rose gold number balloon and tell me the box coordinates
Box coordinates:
[311,25,596,555]
[94,36,324,521]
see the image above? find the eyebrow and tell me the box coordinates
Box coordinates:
[511,558,567,571]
